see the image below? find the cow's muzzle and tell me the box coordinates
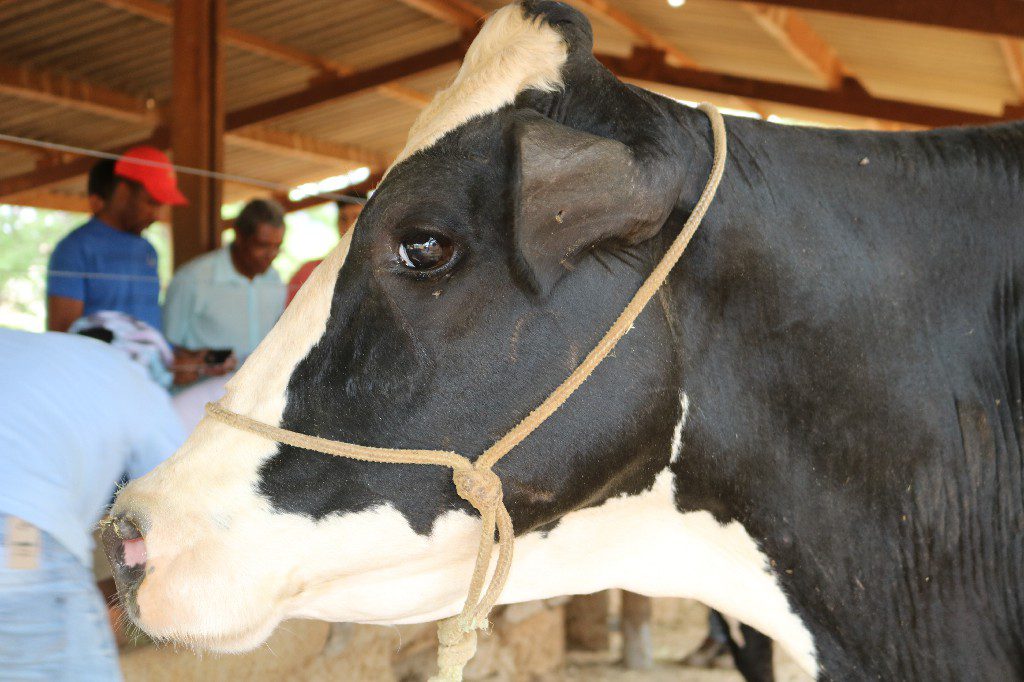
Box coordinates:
[99,514,148,618]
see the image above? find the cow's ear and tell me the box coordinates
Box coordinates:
[512,110,678,294]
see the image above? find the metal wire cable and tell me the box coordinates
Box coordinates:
[8,268,162,283]
[0,132,369,205]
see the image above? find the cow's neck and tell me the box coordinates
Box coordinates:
[658,107,1024,677]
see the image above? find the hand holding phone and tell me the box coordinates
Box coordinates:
[204,348,233,365]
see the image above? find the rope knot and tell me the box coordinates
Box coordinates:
[429,616,479,682]
[452,467,502,511]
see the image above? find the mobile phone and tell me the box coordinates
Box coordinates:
[204,348,233,365]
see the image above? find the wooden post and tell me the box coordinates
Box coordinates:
[170,0,225,268]
[620,591,654,670]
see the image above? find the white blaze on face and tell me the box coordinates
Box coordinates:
[388,4,566,172]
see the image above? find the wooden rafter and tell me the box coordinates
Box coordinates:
[378,83,432,108]
[717,0,1024,39]
[229,127,390,169]
[741,4,845,88]
[0,138,56,159]
[0,61,387,169]
[95,0,328,69]
[599,47,1024,128]
[226,40,464,128]
[572,0,699,69]
[572,1,770,116]
[0,61,156,124]
[276,170,385,214]
[393,0,486,31]
[0,42,464,200]
[4,190,91,213]
[91,0,428,109]
[999,38,1024,104]
[0,128,167,199]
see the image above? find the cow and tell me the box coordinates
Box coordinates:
[102,1,1024,679]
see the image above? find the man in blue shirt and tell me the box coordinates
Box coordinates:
[164,198,287,360]
[46,147,187,333]
[0,318,184,680]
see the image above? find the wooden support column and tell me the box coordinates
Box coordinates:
[170,0,225,268]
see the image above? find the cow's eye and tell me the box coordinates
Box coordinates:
[397,232,453,271]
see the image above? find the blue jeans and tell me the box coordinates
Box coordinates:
[0,516,122,681]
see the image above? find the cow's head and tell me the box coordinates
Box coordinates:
[105,0,712,652]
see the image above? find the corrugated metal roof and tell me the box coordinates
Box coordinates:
[802,11,1016,115]
[230,0,462,71]
[0,0,1021,211]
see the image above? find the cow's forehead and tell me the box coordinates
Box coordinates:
[388,3,567,173]
[218,2,569,431]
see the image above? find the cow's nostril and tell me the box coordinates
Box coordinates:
[99,514,148,617]
[122,537,147,568]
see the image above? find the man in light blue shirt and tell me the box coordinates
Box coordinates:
[163,198,287,360]
[0,321,184,680]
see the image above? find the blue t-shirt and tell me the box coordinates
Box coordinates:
[47,217,163,330]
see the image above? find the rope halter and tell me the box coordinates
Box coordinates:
[204,102,727,682]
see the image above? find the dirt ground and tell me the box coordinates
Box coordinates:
[544,599,813,682]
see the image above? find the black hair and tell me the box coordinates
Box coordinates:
[87,158,118,200]
[77,327,114,344]
[235,198,286,238]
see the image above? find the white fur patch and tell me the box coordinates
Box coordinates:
[220,226,354,424]
[503,470,819,677]
[669,391,689,464]
[281,468,818,677]
[388,3,567,171]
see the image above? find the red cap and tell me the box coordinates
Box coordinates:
[114,146,188,206]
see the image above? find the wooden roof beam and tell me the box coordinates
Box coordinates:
[716,0,1024,40]
[0,138,59,160]
[741,4,845,88]
[0,126,168,199]
[226,40,465,128]
[378,83,432,108]
[93,0,429,109]
[0,59,388,167]
[0,61,157,123]
[276,170,384,214]
[228,127,390,169]
[96,0,331,69]
[599,47,1024,128]
[572,0,700,68]
[393,0,486,32]
[4,190,91,213]
[0,42,464,199]
[999,38,1024,104]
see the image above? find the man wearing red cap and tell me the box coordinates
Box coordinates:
[46,146,187,334]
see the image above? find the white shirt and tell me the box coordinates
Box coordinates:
[0,329,184,566]
[163,247,285,359]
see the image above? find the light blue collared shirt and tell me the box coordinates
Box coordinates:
[162,247,285,359]
[0,329,184,566]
